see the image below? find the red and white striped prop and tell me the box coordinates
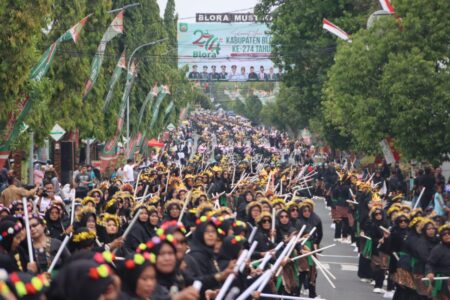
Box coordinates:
[322,19,351,43]
[379,0,395,14]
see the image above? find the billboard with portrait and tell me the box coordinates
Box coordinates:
[178,22,282,82]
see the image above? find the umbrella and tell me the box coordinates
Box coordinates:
[148,139,165,148]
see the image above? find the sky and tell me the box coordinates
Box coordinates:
[156,0,259,19]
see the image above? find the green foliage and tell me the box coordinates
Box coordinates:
[323,0,450,163]
[0,0,54,142]
[254,0,372,141]
[163,0,177,67]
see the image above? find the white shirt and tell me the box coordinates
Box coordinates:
[36,195,62,213]
[123,164,134,183]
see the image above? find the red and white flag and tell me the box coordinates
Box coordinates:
[379,0,395,14]
[322,19,351,43]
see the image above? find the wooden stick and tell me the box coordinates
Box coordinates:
[258,242,284,270]
[48,235,70,273]
[163,170,170,201]
[22,197,34,263]
[122,208,141,240]
[291,244,336,262]
[178,190,192,223]
[314,254,336,288]
[70,197,76,225]
[413,187,426,209]
[265,171,272,192]
[421,277,449,281]
[239,241,259,273]
[235,270,271,300]
[275,225,306,277]
[259,293,316,300]
[248,226,258,244]
[133,170,143,198]
[311,255,336,280]
[271,209,277,243]
[360,234,372,241]
[379,226,390,234]
[216,249,250,300]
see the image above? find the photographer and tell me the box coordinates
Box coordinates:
[36,181,62,213]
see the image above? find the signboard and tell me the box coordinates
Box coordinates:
[49,124,66,142]
[178,23,282,82]
[167,123,176,132]
[195,13,272,23]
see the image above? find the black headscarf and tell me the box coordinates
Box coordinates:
[46,259,113,300]
[118,254,154,298]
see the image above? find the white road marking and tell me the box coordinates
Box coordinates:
[341,264,359,271]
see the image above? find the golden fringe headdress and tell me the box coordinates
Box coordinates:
[81,196,96,207]
[76,206,96,222]
[256,211,272,224]
[88,189,103,198]
[101,213,121,227]
[165,199,183,212]
[196,202,214,217]
[417,218,437,234]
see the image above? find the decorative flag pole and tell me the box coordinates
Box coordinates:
[379,0,395,14]
[322,19,352,43]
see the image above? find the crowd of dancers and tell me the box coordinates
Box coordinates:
[0,110,448,300]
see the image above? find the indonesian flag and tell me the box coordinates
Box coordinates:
[379,0,395,14]
[322,19,351,43]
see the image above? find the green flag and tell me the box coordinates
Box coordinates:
[100,60,137,163]
[83,11,124,99]
[103,50,126,111]
[149,85,170,129]
[30,15,90,81]
[164,100,174,116]
[137,84,159,128]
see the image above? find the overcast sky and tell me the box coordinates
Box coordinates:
[156,0,259,19]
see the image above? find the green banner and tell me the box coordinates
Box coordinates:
[103,51,126,111]
[137,85,159,128]
[149,87,169,129]
[83,11,124,99]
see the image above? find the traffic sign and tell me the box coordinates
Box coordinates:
[49,124,66,142]
[167,123,176,132]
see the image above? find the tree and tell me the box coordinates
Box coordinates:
[39,1,113,142]
[163,0,177,68]
[323,0,450,163]
[255,0,373,139]
[0,0,54,146]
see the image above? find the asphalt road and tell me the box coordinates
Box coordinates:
[313,199,382,300]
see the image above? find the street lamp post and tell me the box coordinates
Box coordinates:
[125,38,167,144]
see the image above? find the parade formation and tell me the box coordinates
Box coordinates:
[1,0,449,299]
[0,110,449,300]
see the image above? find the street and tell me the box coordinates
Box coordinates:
[315,200,381,300]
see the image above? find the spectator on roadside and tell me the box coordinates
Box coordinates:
[74,165,92,198]
[0,175,37,207]
[123,159,136,184]
[35,181,63,213]
[418,166,436,210]
[435,167,446,193]
[433,184,446,217]
[33,164,44,187]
